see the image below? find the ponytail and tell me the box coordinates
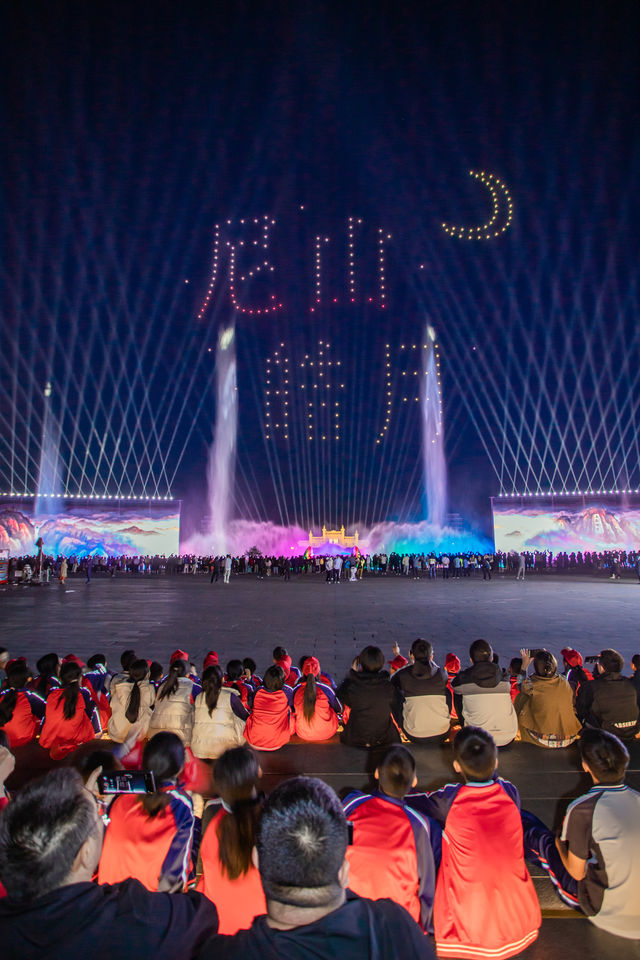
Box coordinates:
[214,747,261,879]
[158,658,186,701]
[302,673,318,722]
[0,689,18,726]
[59,662,82,719]
[202,665,223,716]
[140,732,184,816]
[125,659,149,724]
[0,663,30,725]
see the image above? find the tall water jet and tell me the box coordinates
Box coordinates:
[207,325,238,552]
[420,325,447,527]
[35,381,62,517]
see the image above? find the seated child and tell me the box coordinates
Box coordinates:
[293,658,341,741]
[197,746,266,933]
[272,646,300,687]
[337,646,400,748]
[244,666,294,751]
[343,745,437,930]
[406,726,540,959]
[522,728,640,940]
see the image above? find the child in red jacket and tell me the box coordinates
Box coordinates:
[244,666,294,750]
[0,660,46,747]
[98,731,195,892]
[293,657,341,741]
[407,726,540,959]
[343,745,437,930]
[197,745,266,932]
[39,661,101,759]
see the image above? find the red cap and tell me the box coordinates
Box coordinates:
[203,651,219,669]
[561,647,583,668]
[389,654,409,671]
[302,656,320,676]
[275,655,292,675]
[445,653,461,673]
[62,654,86,669]
[5,657,27,672]
[170,649,189,665]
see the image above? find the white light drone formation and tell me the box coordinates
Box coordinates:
[442,170,513,240]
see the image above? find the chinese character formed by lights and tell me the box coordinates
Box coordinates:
[228,215,282,314]
[310,217,390,310]
[378,341,424,444]
[196,224,220,321]
[264,341,343,443]
[442,170,514,240]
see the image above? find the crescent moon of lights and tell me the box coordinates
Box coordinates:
[442,170,513,240]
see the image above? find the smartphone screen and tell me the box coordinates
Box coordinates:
[97,770,156,794]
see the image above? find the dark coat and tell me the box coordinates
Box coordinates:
[337,670,400,747]
[576,672,639,738]
[0,879,218,960]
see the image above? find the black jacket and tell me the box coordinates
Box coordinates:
[0,879,218,960]
[337,670,400,747]
[199,892,434,960]
[576,672,639,738]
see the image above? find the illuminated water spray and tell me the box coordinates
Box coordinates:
[207,326,238,552]
[421,327,447,527]
[35,381,63,516]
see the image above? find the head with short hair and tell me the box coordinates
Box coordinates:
[87,653,106,670]
[358,645,385,673]
[599,649,624,675]
[149,661,163,682]
[263,664,285,691]
[377,745,416,799]
[120,649,136,671]
[272,646,287,662]
[36,652,59,678]
[631,654,640,672]
[509,656,523,676]
[469,639,492,663]
[579,728,629,784]
[0,768,101,901]
[533,650,558,679]
[226,659,244,682]
[453,726,497,782]
[242,657,257,675]
[257,777,348,906]
[410,638,433,663]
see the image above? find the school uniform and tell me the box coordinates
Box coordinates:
[108,678,157,743]
[147,677,195,745]
[197,803,266,933]
[39,686,101,758]
[190,688,248,759]
[293,682,341,741]
[244,686,294,750]
[523,783,640,939]
[0,688,46,746]
[407,778,540,959]
[98,784,195,892]
[343,790,438,930]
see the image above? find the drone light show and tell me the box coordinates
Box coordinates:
[1,4,639,556]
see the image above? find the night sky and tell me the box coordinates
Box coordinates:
[3,1,640,536]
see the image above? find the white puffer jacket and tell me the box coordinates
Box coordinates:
[108,678,156,743]
[148,676,194,745]
[190,688,247,759]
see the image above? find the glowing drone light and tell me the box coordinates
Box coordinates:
[442,170,513,240]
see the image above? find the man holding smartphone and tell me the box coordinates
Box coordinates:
[0,769,219,960]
